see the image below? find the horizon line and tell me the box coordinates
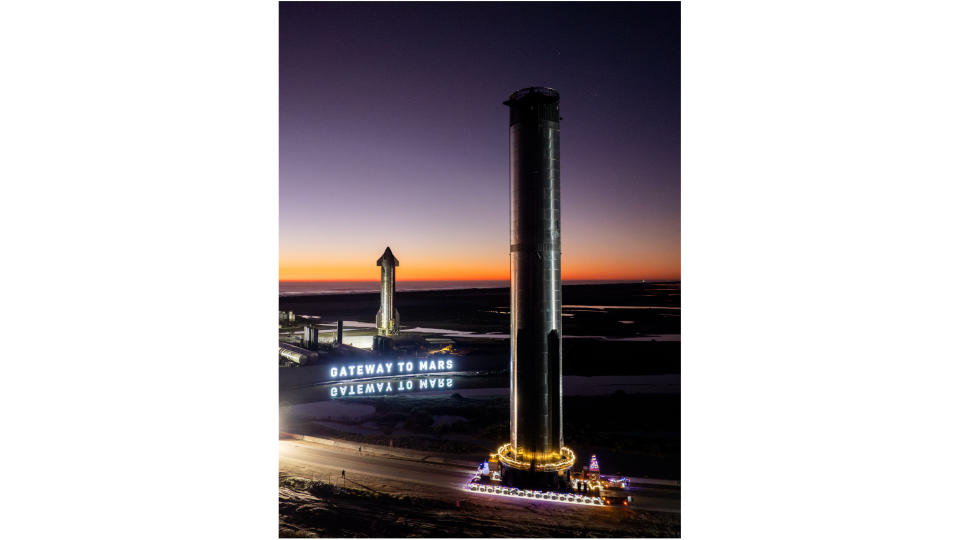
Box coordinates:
[279,278,681,283]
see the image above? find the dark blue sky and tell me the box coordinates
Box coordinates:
[280,2,680,280]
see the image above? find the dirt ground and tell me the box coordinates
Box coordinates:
[279,471,679,538]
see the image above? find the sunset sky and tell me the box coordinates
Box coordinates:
[280,2,679,282]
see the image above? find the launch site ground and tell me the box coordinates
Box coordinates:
[281,390,679,480]
[279,282,680,536]
[279,436,680,537]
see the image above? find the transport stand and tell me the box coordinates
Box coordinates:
[463,448,616,507]
[464,479,606,507]
[463,446,637,508]
[495,443,575,491]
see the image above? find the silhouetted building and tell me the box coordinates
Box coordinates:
[373,335,393,353]
[303,325,319,350]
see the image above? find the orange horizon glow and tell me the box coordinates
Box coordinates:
[279,228,680,283]
[278,262,680,282]
[279,277,681,282]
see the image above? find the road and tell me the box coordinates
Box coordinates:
[279,438,680,513]
[280,439,475,493]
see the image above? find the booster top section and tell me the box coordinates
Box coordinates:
[504,87,560,126]
[377,246,399,267]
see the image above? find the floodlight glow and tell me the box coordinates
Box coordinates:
[495,443,575,472]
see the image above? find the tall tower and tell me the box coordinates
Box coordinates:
[375,247,400,336]
[498,87,573,489]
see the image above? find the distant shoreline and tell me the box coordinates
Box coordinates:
[278,281,680,336]
[279,280,680,297]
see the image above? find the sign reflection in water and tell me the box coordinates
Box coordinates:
[330,376,455,398]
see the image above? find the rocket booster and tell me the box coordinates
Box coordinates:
[505,87,563,459]
[376,247,399,336]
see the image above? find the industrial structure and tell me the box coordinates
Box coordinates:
[303,325,320,350]
[497,87,573,490]
[279,342,319,366]
[375,247,400,336]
